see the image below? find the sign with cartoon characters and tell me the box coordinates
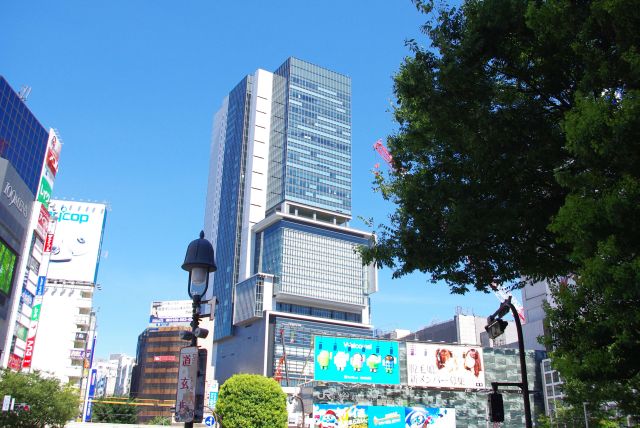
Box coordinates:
[314,336,400,385]
[313,404,455,428]
[406,343,485,389]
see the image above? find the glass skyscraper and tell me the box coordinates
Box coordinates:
[204,58,377,385]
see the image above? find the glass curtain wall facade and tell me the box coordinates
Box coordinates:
[205,58,376,385]
[210,77,252,341]
[270,58,352,215]
[259,220,368,306]
[0,77,49,195]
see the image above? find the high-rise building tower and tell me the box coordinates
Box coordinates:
[204,58,377,385]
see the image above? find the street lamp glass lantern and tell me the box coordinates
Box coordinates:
[189,267,208,298]
[182,231,217,300]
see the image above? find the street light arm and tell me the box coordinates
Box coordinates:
[506,298,533,428]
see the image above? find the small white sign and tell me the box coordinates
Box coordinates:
[2,395,11,412]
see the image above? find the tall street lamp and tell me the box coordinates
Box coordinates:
[176,231,216,428]
[485,296,533,428]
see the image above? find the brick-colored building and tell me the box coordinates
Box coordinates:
[130,326,188,423]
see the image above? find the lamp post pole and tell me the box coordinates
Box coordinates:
[506,298,533,428]
[486,296,533,428]
[178,231,216,428]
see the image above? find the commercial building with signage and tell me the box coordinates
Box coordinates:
[0,76,56,369]
[130,301,213,424]
[303,335,546,428]
[204,57,377,386]
[27,200,106,408]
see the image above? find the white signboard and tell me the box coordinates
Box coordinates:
[406,343,486,389]
[175,346,198,422]
[2,395,11,412]
[149,300,192,327]
[47,201,107,283]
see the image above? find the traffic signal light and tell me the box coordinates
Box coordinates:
[488,392,504,422]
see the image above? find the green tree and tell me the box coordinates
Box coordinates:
[147,415,171,425]
[215,374,287,428]
[362,0,639,415]
[0,369,79,427]
[91,398,137,423]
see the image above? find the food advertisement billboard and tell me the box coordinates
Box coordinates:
[149,300,192,327]
[47,201,107,283]
[313,404,455,428]
[405,342,486,389]
[314,336,400,385]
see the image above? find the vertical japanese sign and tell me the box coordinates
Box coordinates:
[21,129,60,370]
[175,346,198,423]
[84,368,97,422]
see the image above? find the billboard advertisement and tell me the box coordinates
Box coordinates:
[313,404,455,428]
[149,300,192,327]
[47,201,107,283]
[406,343,486,389]
[0,239,17,296]
[314,336,400,385]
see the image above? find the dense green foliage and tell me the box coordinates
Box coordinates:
[91,398,137,423]
[363,0,639,415]
[147,414,171,425]
[215,374,287,428]
[537,403,626,427]
[0,369,79,427]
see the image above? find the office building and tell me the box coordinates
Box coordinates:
[204,57,377,385]
[0,77,59,369]
[130,326,188,423]
[111,353,136,396]
[94,358,119,398]
[520,279,555,351]
[130,300,213,423]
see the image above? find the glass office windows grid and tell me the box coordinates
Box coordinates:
[267,72,288,212]
[541,357,565,415]
[212,76,252,341]
[279,227,365,305]
[285,60,352,214]
[0,77,49,195]
[271,316,373,387]
[234,275,265,324]
[275,302,361,323]
[261,225,284,283]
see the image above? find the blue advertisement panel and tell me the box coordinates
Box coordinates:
[36,276,46,296]
[313,404,455,428]
[314,336,400,385]
[84,399,93,422]
[87,368,97,398]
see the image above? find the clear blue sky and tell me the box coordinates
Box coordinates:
[1,1,499,359]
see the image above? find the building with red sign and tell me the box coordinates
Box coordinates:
[0,76,58,370]
[130,300,213,424]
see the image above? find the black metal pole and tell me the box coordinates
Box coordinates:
[507,300,533,428]
[185,295,201,428]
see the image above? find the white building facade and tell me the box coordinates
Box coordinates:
[28,201,107,389]
[204,58,378,385]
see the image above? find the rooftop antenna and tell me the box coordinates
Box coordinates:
[18,86,32,102]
